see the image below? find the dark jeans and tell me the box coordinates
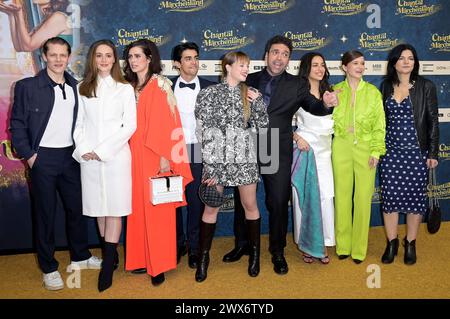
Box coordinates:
[176,143,204,255]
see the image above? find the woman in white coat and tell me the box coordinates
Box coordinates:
[73,39,136,292]
[292,52,335,264]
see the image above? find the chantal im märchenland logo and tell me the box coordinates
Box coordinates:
[428,182,450,200]
[285,31,331,51]
[115,28,171,46]
[242,0,295,14]
[430,33,450,52]
[159,0,213,12]
[438,143,450,161]
[321,0,368,16]
[396,0,441,18]
[202,29,254,51]
[359,32,399,51]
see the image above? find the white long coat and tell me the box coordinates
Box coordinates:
[73,76,136,217]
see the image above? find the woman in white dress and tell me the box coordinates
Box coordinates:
[73,39,136,292]
[292,52,335,264]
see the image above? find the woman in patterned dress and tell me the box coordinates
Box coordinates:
[380,44,439,265]
[194,51,269,282]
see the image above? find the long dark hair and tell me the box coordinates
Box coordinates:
[79,40,127,98]
[298,52,332,98]
[122,39,162,91]
[385,43,420,86]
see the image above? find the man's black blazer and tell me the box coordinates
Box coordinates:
[246,69,331,168]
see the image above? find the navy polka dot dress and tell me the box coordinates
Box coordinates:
[380,96,427,215]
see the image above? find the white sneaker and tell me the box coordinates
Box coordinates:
[43,271,64,291]
[69,256,102,270]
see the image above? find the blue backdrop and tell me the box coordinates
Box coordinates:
[0,0,449,250]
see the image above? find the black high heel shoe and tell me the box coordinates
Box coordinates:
[151,273,165,286]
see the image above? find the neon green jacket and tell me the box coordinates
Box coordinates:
[332,78,386,159]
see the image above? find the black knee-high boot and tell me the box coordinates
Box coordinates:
[247,218,260,277]
[195,221,216,282]
[98,242,117,292]
[100,236,119,271]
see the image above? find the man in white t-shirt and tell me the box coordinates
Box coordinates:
[10,37,101,291]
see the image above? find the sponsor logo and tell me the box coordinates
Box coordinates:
[321,0,367,16]
[372,63,383,72]
[372,186,381,204]
[359,32,399,51]
[438,108,450,123]
[396,0,440,18]
[430,33,450,52]
[285,31,331,51]
[242,0,295,14]
[116,28,170,46]
[202,29,254,51]
[159,0,213,12]
[421,63,434,73]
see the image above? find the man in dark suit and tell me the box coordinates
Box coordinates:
[223,35,337,275]
[9,37,101,290]
[171,42,215,268]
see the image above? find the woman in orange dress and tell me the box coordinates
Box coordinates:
[123,39,192,286]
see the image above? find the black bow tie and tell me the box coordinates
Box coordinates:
[179,82,196,90]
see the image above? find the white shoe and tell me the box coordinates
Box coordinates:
[68,256,102,270]
[43,271,64,291]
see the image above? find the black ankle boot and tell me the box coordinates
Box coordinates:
[98,242,117,292]
[403,237,417,265]
[381,237,399,264]
[100,237,119,271]
[246,218,260,277]
[195,221,216,282]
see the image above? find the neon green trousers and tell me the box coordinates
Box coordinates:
[332,135,376,261]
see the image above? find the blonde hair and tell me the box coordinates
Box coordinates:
[221,51,250,122]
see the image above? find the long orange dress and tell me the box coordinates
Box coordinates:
[126,75,192,276]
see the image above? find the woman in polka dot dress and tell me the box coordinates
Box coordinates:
[380,44,439,265]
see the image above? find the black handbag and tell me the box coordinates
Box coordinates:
[426,168,441,234]
[198,183,225,208]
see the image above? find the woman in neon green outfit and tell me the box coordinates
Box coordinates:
[332,50,386,263]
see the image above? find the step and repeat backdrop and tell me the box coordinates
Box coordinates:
[1,0,449,250]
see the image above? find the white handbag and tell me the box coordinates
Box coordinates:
[149,173,183,205]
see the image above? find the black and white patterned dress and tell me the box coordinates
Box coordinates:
[195,82,269,186]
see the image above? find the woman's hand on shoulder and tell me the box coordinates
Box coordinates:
[247,87,261,103]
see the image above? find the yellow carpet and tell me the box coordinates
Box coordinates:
[1,223,449,299]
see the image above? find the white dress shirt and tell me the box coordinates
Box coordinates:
[174,76,200,144]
